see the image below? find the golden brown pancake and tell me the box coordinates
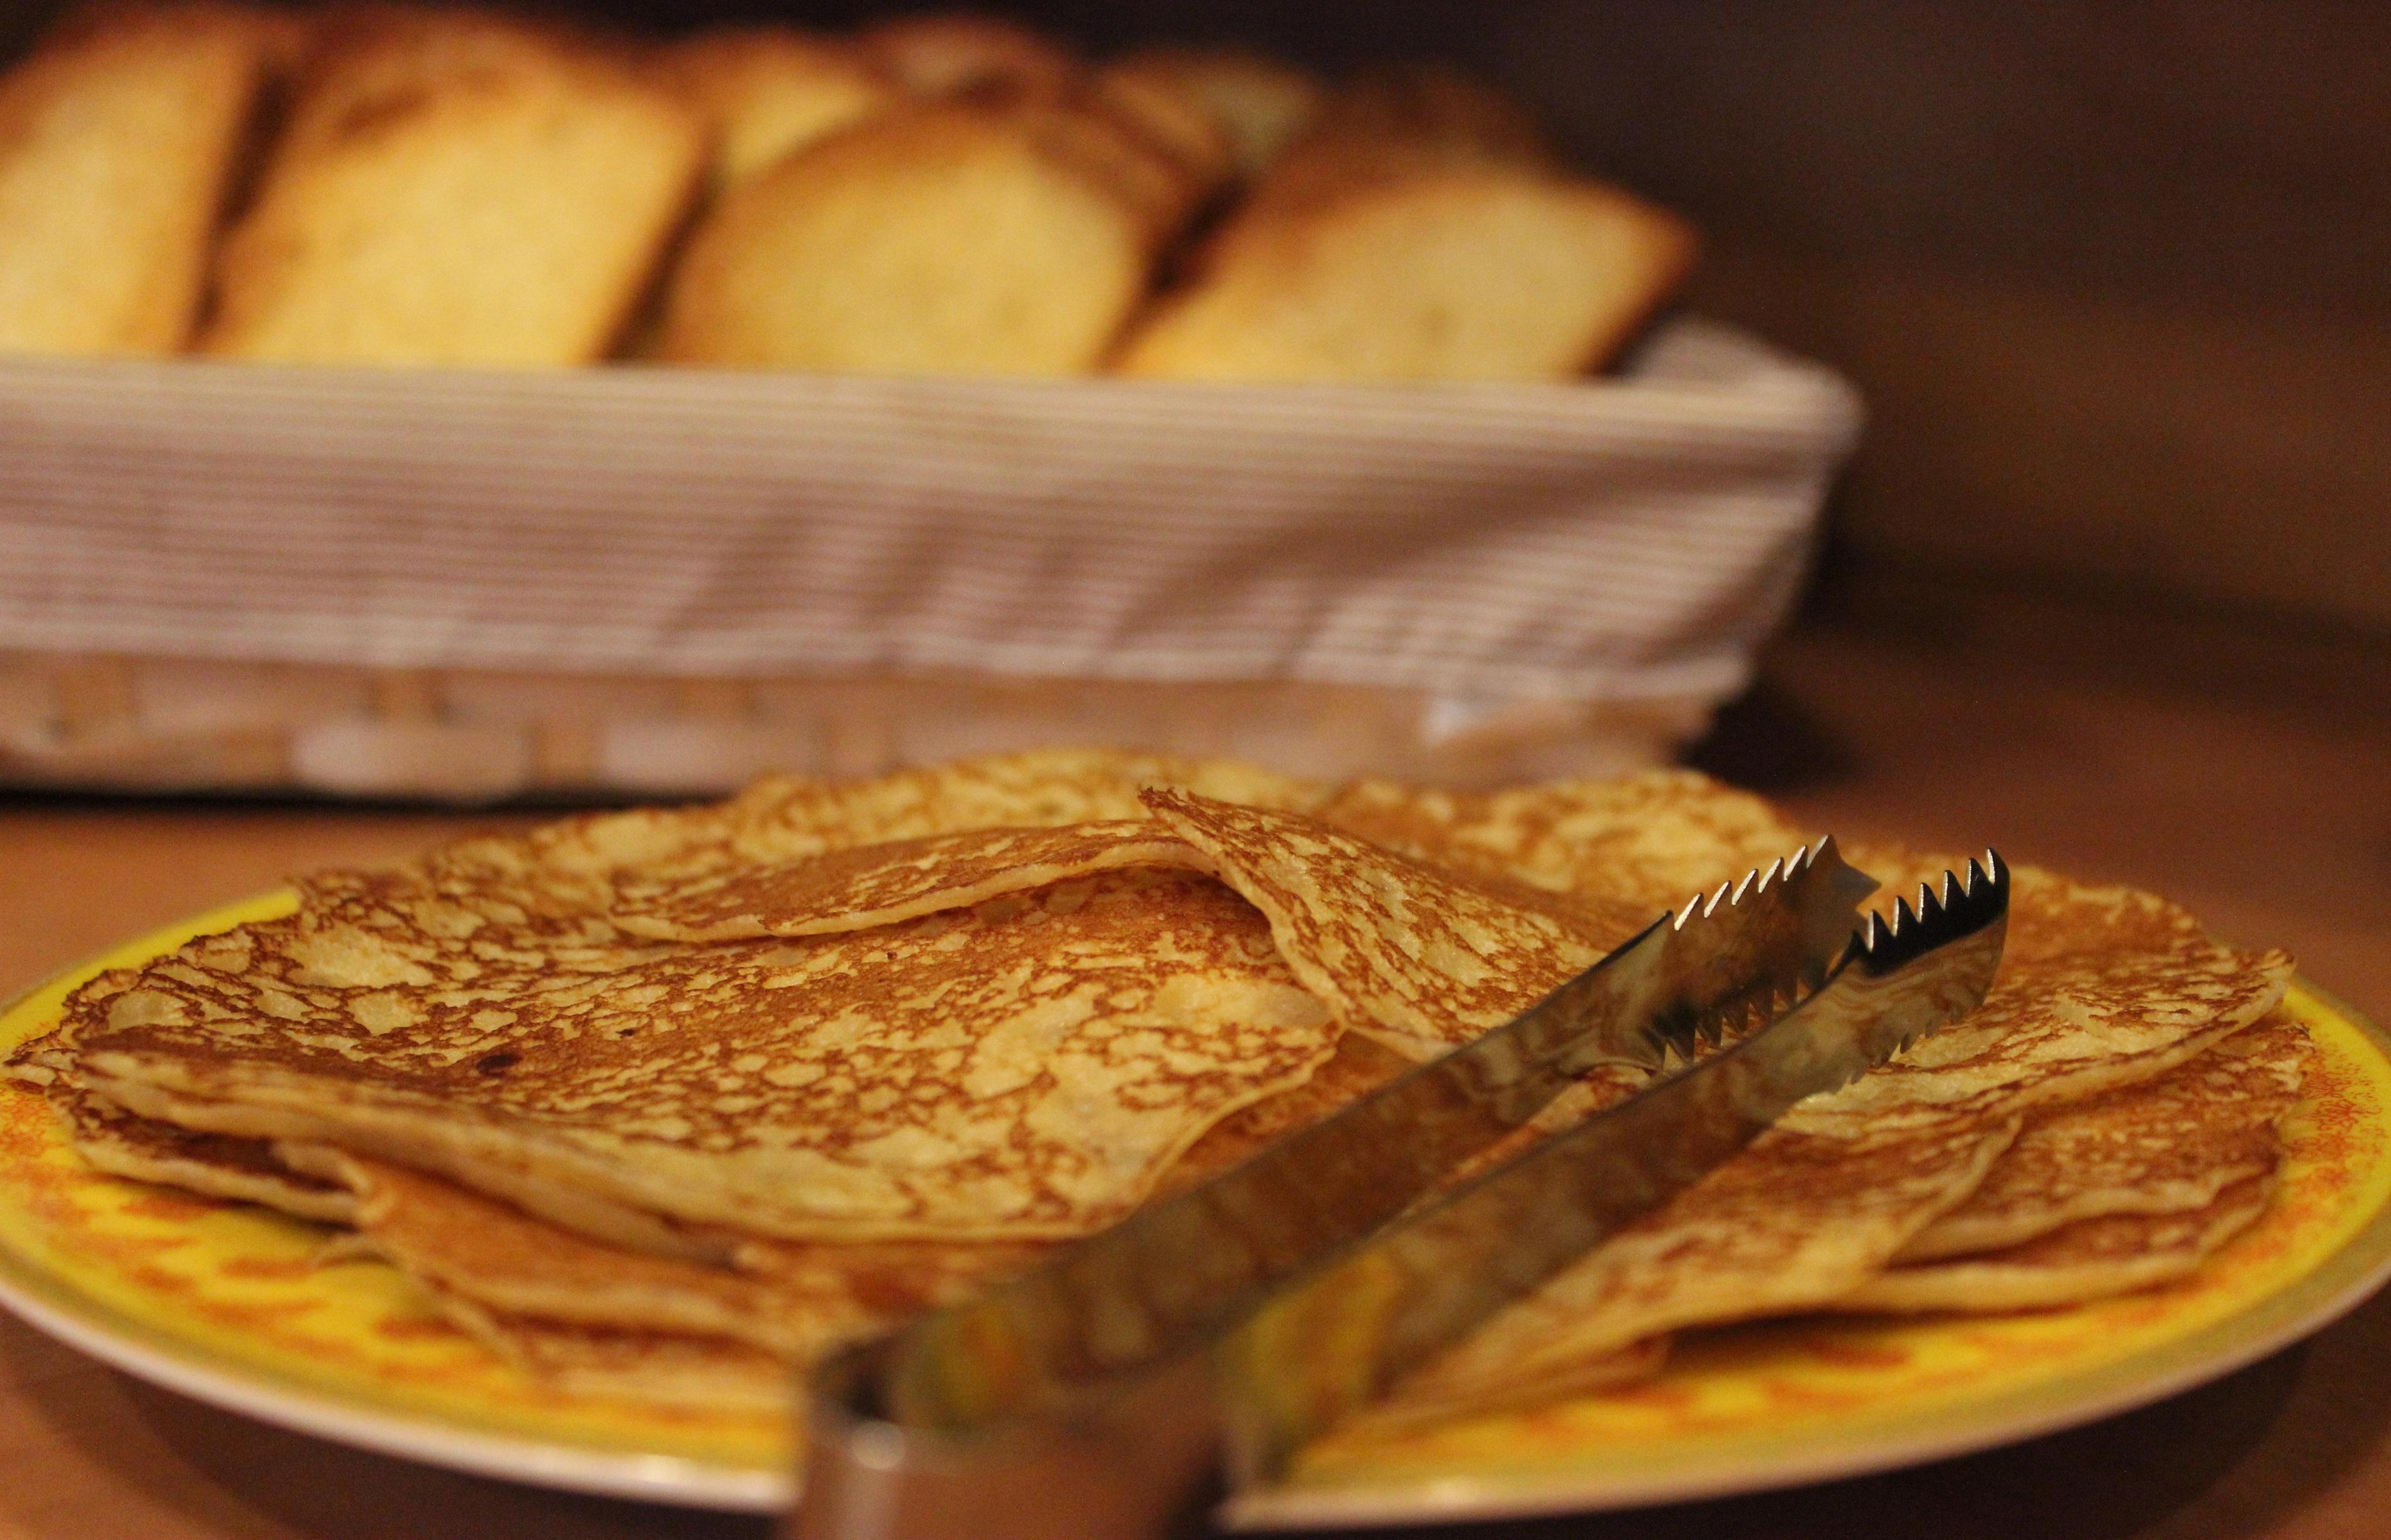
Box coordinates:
[1897,1012,2310,1262]
[1152,1033,1415,1198]
[301,1149,1038,1359]
[297,1147,805,1353]
[260,1042,1419,1407]
[1840,1173,2279,1314]
[57,1086,356,1224]
[407,1278,793,1413]
[612,786,1660,1063]
[1349,1336,1672,1432]
[8,970,357,1224]
[288,1026,1633,1429]
[281,1042,1418,1401]
[1392,1113,2022,1411]
[1793,853,2297,1138]
[60,864,1337,1242]
[1316,769,1810,917]
[383,749,1320,931]
[482,747,1323,901]
[610,820,1205,942]
[1143,789,1637,1060]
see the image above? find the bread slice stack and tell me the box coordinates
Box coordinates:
[1114,65,1698,382]
[0,2,291,356]
[0,7,1702,381]
[202,6,706,366]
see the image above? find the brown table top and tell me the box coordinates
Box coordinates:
[0,584,2383,1540]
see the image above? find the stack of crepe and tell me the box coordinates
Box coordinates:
[5,750,2300,1436]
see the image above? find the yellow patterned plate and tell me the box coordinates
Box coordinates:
[1,894,2387,1525]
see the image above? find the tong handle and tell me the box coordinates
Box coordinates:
[787,1351,1223,1540]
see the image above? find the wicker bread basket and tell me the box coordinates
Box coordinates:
[0,318,1858,800]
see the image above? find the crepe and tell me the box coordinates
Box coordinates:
[1355,1335,1672,1431]
[215,1037,1418,1403]
[9,968,357,1223]
[55,862,1337,1242]
[1144,789,1640,1060]
[610,820,1206,942]
[593,781,1652,1063]
[1315,769,1811,917]
[1391,1113,2022,1410]
[302,1148,1038,1358]
[417,1280,793,1413]
[305,1147,799,1351]
[277,1036,1421,1397]
[1790,849,2297,1137]
[447,747,1320,909]
[708,748,1323,861]
[58,1081,357,1224]
[1842,1175,2279,1314]
[1896,1012,2310,1263]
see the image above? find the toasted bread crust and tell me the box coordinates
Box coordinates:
[1087,63,1233,204]
[0,2,289,355]
[658,25,896,192]
[1111,59,1682,382]
[661,98,1161,375]
[1115,165,1698,381]
[203,11,705,365]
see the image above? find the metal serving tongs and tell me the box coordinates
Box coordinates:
[790,840,2010,1540]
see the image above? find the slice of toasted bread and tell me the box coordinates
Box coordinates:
[659,25,896,192]
[1087,61,1234,205]
[1012,79,1214,245]
[1105,48,1321,183]
[267,4,598,162]
[0,2,288,355]
[659,98,1163,375]
[203,12,705,366]
[1113,167,1698,382]
[1246,62,1557,221]
[856,13,1078,98]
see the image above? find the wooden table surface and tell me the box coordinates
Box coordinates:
[0,583,2383,1540]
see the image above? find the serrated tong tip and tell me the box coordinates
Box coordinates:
[1674,835,1839,932]
[1861,848,2008,960]
[1643,838,1864,1063]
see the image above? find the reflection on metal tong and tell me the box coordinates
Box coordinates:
[789,840,2010,1540]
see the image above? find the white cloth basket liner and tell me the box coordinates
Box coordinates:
[0,318,1860,748]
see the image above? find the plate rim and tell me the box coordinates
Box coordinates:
[0,1241,792,1511]
[0,893,792,1511]
[1,907,2385,1527]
